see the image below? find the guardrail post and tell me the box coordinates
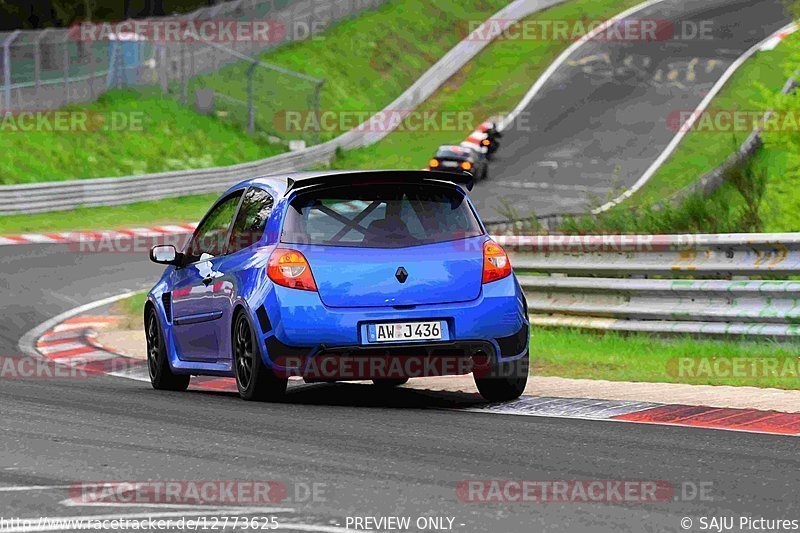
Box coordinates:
[158,45,168,94]
[88,39,95,100]
[181,42,188,104]
[247,61,257,132]
[63,33,70,104]
[34,28,50,100]
[2,31,20,110]
[312,79,324,144]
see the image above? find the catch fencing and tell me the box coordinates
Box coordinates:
[0,0,383,116]
[499,233,800,339]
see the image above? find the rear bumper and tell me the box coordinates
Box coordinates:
[257,274,528,375]
[299,340,496,381]
[433,167,474,176]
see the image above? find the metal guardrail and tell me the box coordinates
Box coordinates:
[0,0,567,216]
[498,233,800,339]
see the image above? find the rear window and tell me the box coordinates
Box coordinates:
[435,147,470,160]
[281,183,483,248]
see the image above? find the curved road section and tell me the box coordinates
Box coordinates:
[1,227,799,528]
[471,0,790,221]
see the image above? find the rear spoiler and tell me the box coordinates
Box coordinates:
[286,170,474,192]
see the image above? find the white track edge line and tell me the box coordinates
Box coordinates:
[498,0,669,131]
[594,20,799,213]
[18,291,139,359]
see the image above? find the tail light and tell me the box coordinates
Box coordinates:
[268,248,317,291]
[429,159,440,169]
[482,240,511,284]
[460,161,473,171]
[481,139,491,146]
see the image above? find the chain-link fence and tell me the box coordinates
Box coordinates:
[179,40,325,143]
[0,0,387,143]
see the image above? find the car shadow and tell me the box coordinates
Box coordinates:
[184,379,488,410]
[286,381,487,409]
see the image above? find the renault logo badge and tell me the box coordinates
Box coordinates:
[395,267,408,283]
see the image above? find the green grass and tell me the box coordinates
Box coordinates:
[0,0,510,187]
[0,193,217,234]
[331,0,645,170]
[0,90,284,185]
[758,148,800,231]
[115,292,149,329]
[194,0,511,142]
[534,327,800,389]
[625,31,800,206]
[691,142,800,233]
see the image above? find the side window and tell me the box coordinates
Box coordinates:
[185,192,243,263]
[228,187,274,253]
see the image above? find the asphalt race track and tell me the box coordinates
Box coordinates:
[2,1,800,531]
[1,246,799,530]
[470,0,791,221]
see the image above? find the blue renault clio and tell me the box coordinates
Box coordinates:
[146,170,529,402]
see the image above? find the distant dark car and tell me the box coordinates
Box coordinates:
[476,120,502,159]
[428,145,488,181]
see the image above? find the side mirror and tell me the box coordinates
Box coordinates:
[150,245,182,266]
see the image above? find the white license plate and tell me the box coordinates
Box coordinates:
[440,160,458,168]
[368,321,442,343]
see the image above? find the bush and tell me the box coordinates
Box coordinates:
[560,155,766,234]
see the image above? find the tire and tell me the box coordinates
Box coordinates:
[372,378,409,387]
[481,164,489,181]
[233,311,287,401]
[145,308,190,392]
[474,353,528,402]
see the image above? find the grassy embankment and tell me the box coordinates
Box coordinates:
[1,0,642,234]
